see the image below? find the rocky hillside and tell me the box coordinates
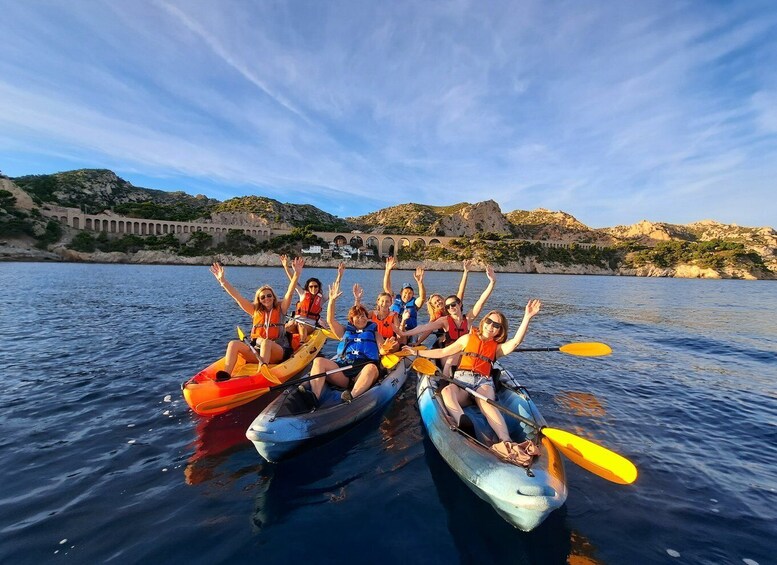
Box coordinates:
[12,169,218,221]
[210,196,348,230]
[350,200,514,236]
[10,169,345,228]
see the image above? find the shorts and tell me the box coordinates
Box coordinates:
[453,370,494,390]
[336,358,379,381]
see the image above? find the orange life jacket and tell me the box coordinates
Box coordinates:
[296,291,323,321]
[251,306,284,341]
[371,311,397,339]
[458,329,498,377]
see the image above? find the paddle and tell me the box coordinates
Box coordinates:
[412,357,637,485]
[381,345,428,368]
[515,342,612,357]
[194,360,377,414]
[289,317,339,340]
[236,326,281,384]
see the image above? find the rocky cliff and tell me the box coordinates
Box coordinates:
[4,168,776,279]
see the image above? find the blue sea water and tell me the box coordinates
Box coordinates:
[0,262,775,564]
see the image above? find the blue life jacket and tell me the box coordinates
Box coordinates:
[337,321,380,364]
[390,295,419,330]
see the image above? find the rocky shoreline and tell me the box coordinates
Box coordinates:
[1,242,771,280]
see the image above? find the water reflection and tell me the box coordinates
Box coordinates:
[422,435,603,564]
[555,391,607,418]
[183,394,278,485]
[250,414,386,531]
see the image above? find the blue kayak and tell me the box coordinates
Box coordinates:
[246,358,409,462]
[416,362,567,531]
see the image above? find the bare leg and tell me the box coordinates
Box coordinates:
[308,357,348,399]
[475,385,511,442]
[224,340,259,375]
[441,384,472,425]
[351,364,379,398]
[257,338,284,365]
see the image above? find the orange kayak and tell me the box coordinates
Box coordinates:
[182,330,327,416]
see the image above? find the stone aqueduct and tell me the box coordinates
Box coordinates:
[41,205,601,255]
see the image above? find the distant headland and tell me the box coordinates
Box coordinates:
[1,168,775,279]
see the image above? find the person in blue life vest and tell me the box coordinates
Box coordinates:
[210,257,305,381]
[280,255,344,341]
[401,264,497,376]
[382,256,426,338]
[301,279,398,408]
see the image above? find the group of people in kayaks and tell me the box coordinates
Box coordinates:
[209,255,542,457]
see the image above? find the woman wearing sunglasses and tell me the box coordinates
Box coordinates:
[404,300,541,448]
[419,259,477,347]
[209,257,305,381]
[401,265,496,376]
[280,255,344,342]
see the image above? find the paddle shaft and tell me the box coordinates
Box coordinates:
[515,347,560,353]
[436,374,542,433]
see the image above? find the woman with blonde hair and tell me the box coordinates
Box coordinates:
[210,257,304,381]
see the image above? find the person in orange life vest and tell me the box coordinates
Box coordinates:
[382,256,425,336]
[210,257,305,381]
[352,283,401,353]
[304,279,398,407]
[403,301,541,448]
[401,264,496,376]
[280,255,344,341]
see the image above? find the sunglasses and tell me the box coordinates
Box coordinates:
[259,293,274,300]
[445,301,460,310]
[483,318,502,330]
[308,284,319,289]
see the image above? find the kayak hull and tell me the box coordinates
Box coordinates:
[182,330,326,416]
[246,358,408,462]
[416,363,567,532]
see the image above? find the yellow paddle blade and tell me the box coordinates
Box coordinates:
[559,342,612,357]
[411,357,438,375]
[237,326,247,341]
[321,328,339,340]
[542,427,638,484]
[381,354,400,368]
[195,388,269,414]
[259,363,282,385]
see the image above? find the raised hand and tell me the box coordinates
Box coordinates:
[337,262,345,278]
[328,281,343,302]
[210,262,225,282]
[385,256,397,271]
[414,266,425,283]
[486,265,496,282]
[279,254,288,268]
[463,258,474,272]
[352,283,364,304]
[525,299,542,318]
[292,256,305,274]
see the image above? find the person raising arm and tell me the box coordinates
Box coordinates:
[210,257,303,381]
[403,300,541,447]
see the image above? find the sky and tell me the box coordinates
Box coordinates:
[1,1,776,229]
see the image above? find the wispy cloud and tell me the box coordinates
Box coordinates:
[1,0,776,227]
